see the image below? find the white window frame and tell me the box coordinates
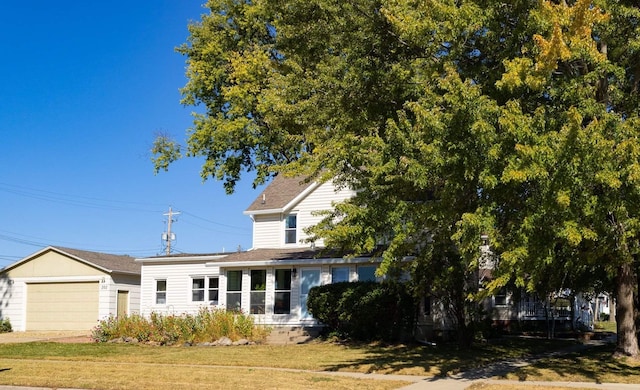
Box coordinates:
[274,269,292,315]
[250,269,267,314]
[331,266,350,283]
[285,214,297,244]
[191,276,219,303]
[191,277,205,302]
[494,287,508,306]
[226,270,243,311]
[155,279,167,305]
[208,276,219,304]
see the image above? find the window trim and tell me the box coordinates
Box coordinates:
[250,269,267,314]
[191,277,205,302]
[284,214,297,244]
[494,287,508,306]
[155,279,167,305]
[331,266,350,283]
[226,270,242,311]
[274,269,292,315]
[208,276,219,304]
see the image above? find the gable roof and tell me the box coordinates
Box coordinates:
[1,246,141,275]
[244,174,318,215]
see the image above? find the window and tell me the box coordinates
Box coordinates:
[274,269,292,314]
[192,277,219,303]
[226,271,242,311]
[494,288,508,306]
[285,214,297,244]
[155,280,167,305]
[250,270,266,314]
[331,267,350,283]
[208,277,219,303]
[422,295,432,316]
[357,265,377,282]
[192,278,205,301]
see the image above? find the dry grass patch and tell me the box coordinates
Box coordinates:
[0,338,575,377]
[0,358,408,390]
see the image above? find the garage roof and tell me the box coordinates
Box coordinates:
[1,246,141,275]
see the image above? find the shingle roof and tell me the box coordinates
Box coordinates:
[244,174,316,213]
[214,247,360,263]
[54,246,141,274]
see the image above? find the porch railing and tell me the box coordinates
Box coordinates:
[519,301,570,319]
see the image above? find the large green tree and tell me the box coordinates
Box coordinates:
[155,0,640,355]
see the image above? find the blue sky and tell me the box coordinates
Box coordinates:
[0,1,264,266]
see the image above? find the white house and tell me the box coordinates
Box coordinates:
[0,246,141,331]
[136,175,382,326]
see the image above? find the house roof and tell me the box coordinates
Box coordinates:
[202,247,381,268]
[215,248,345,262]
[55,247,141,274]
[1,246,141,275]
[244,174,317,214]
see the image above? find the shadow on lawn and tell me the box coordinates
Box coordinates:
[502,343,640,385]
[320,337,579,377]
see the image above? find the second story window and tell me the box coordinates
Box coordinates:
[285,214,297,244]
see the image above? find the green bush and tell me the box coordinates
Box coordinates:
[92,308,269,344]
[307,281,416,342]
[0,318,12,333]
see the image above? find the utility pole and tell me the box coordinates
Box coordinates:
[163,206,180,255]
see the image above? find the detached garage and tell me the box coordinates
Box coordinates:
[0,246,141,331]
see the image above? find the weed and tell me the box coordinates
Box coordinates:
[91,308,268,344]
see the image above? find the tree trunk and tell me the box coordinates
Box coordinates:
[615,263,639,357]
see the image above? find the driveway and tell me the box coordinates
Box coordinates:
[0,331,92,344]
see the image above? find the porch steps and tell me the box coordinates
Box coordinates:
[266,326,322,345]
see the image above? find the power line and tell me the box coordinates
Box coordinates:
[180,210,247,230]
[179,219,251,236]
[0,230,158,257]
[0,182,164,213]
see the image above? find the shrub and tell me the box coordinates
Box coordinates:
[0,318,12,333]
[307,281,416,342]
[92,309,269,344]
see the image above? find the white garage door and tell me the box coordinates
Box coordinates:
[26,282,99,331]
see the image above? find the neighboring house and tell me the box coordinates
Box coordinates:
[136,175,382,326]
[485,288,611,332]
[0,246,141,331]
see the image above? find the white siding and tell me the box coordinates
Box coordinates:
[252,214,281,248]
[251,181,356,249]
[99,274,141,319]
[0,278,25,331]
[140,261,220,317]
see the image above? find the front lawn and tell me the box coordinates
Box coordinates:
[0,337,580,389]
